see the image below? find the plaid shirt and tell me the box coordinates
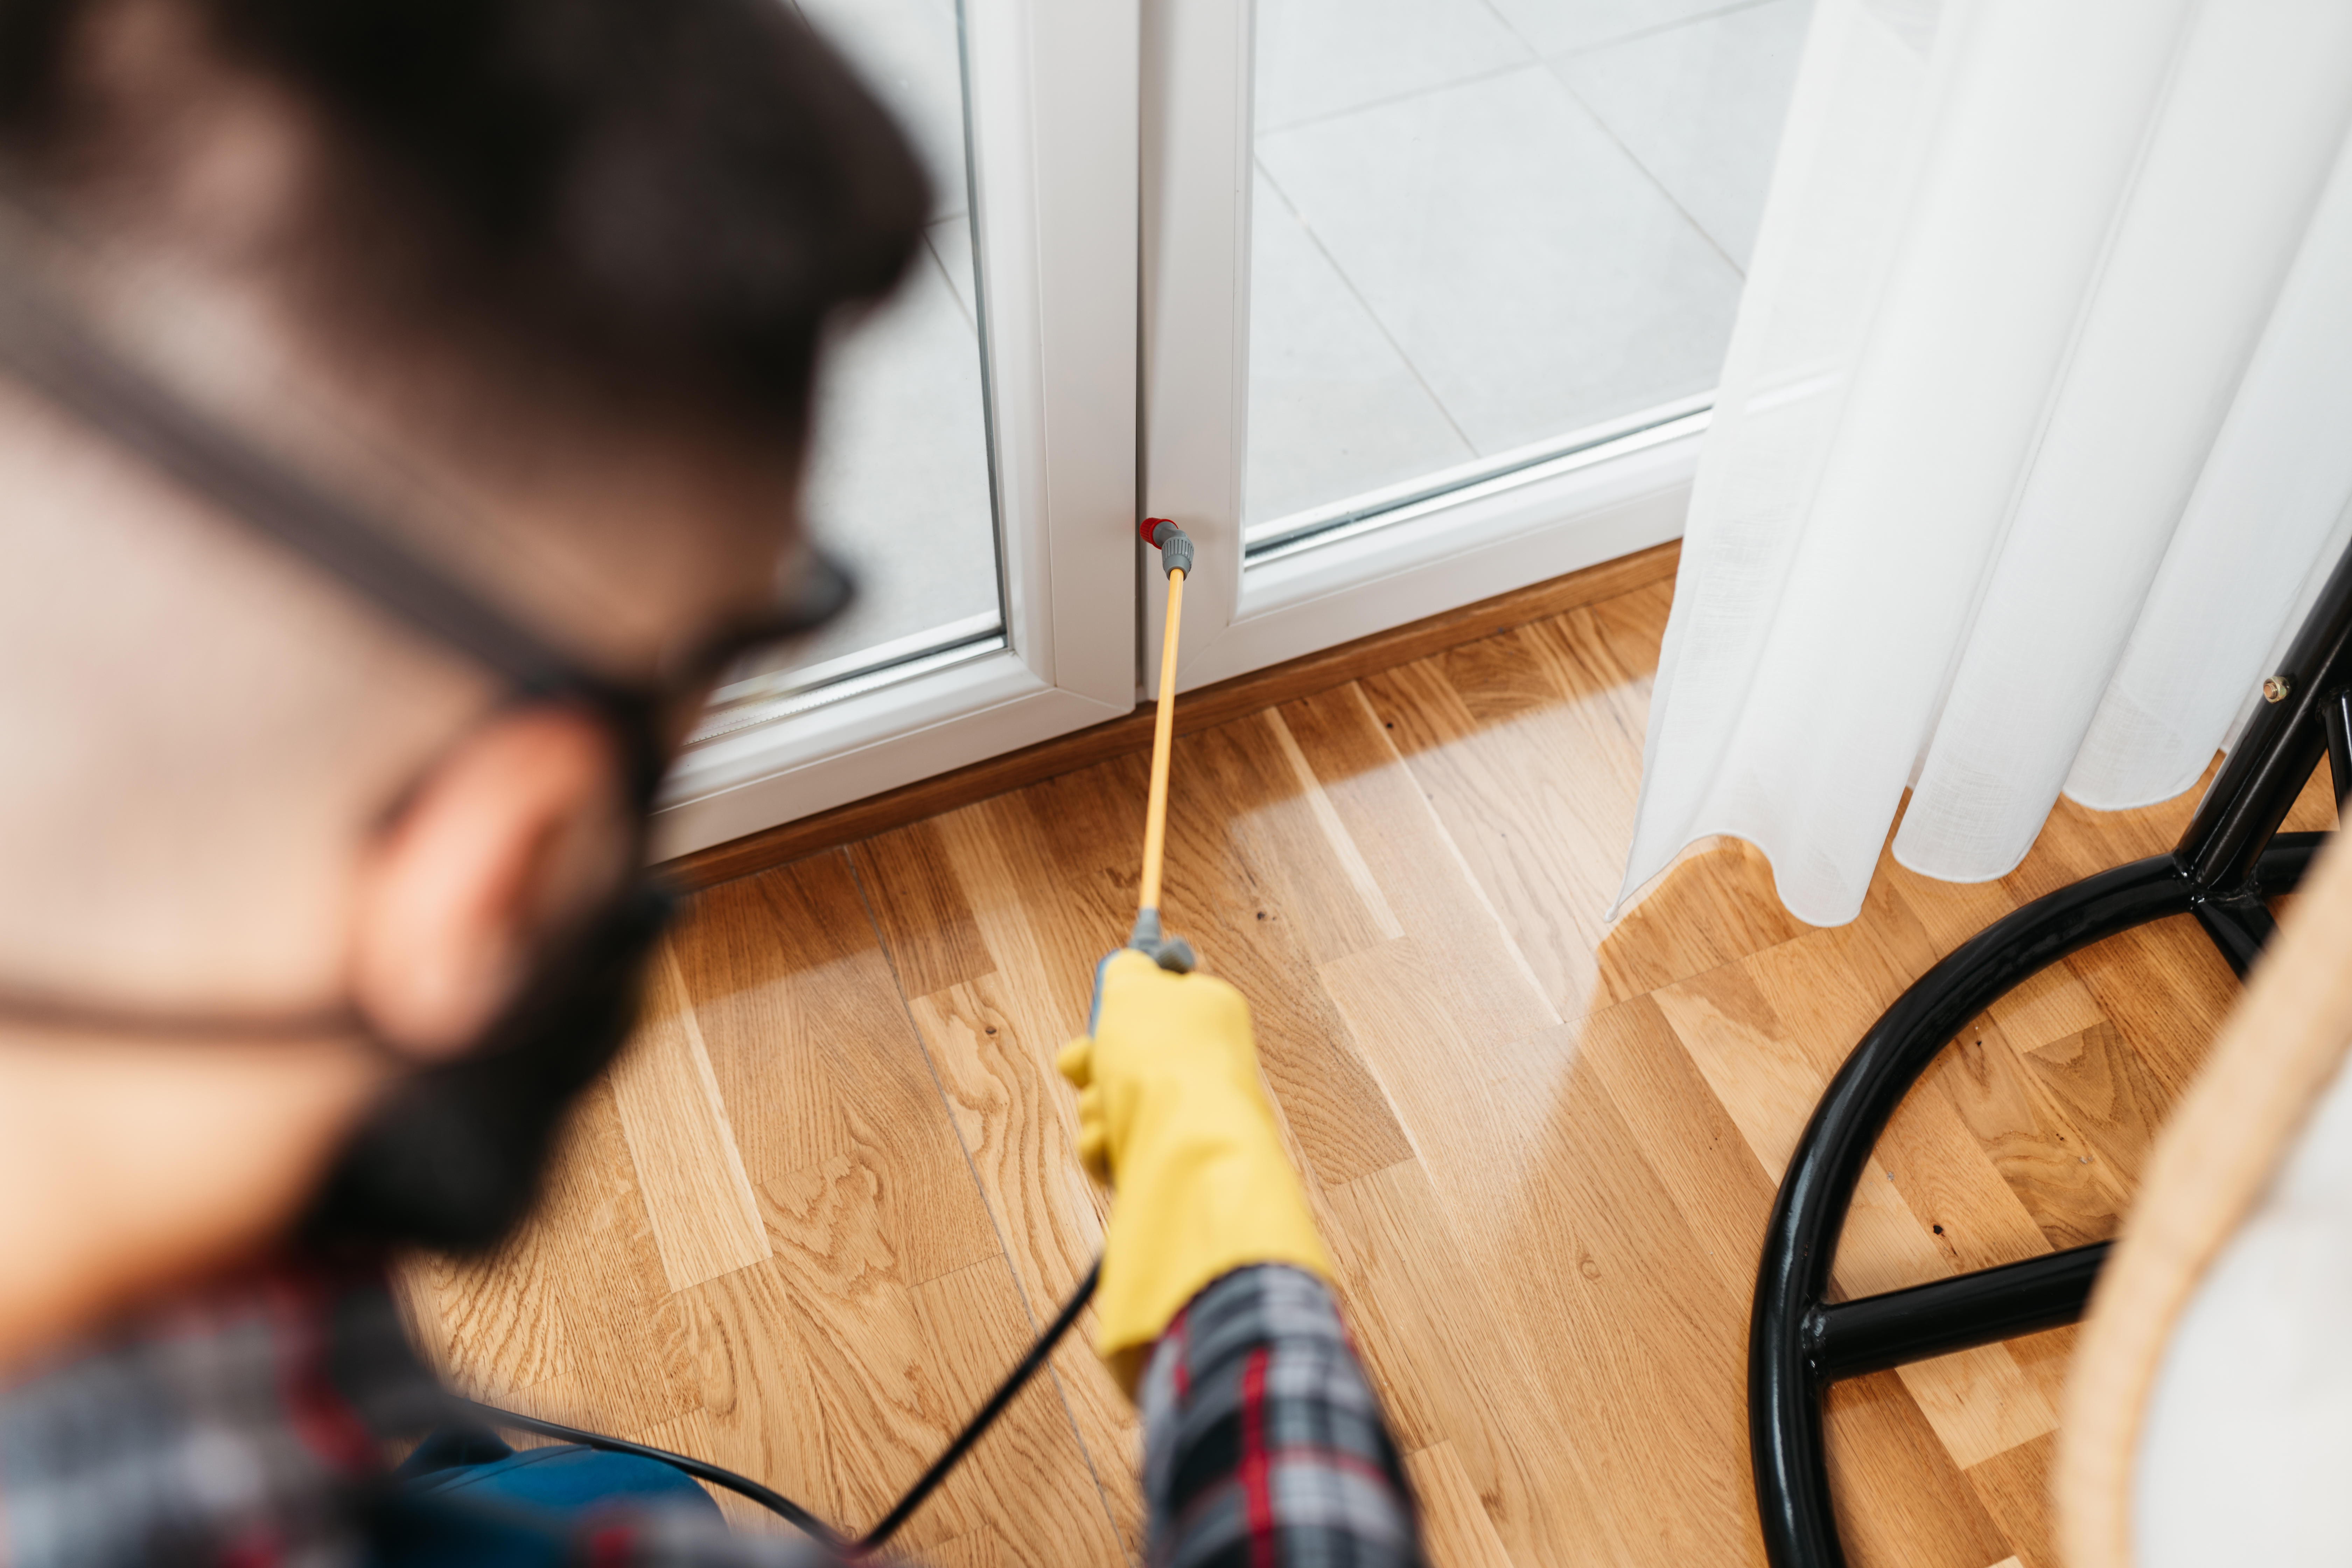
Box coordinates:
[1140,1266,1423,1568]
[0,1261,1421,1568]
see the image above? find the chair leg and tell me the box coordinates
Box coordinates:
[1748,838,2324,1568]
[1750,540,2352,1567]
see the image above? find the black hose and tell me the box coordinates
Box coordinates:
[460,1257,1101,1558]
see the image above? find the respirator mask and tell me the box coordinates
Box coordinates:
[0,258,853,1253]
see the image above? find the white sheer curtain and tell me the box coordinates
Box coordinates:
[1613,0,2352,928]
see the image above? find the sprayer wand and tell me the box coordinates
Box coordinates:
[461,518,1203,1553]
[1131,518,1196,971]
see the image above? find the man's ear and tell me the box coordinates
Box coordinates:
[349,706,629,1061]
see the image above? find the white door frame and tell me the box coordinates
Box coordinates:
[1137,0,1700,696]
[652,0,1141,861]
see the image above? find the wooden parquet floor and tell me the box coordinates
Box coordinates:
[397,572,2338,1568]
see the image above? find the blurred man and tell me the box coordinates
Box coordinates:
[0,0,1428,1562]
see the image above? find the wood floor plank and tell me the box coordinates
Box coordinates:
[1827,1173,2049,1491]
[682,1253,936,1542]
[667,873,850,1180]
[1470,1060,1772,1568]
[1979,965,2112,1073]
[609,945,770,1292]
[2000,782,2204,901]
[1652,904,2063,1485]
[979,757,1234,1045]
[1928,1015,2130,1251]
[450,1073,702,1435]
[1894,1343,2057,1471]
[1022,755,1161,982]
[2058,916,2239,1099]
[1822,1372,2017,1568]
[1280,685,1561,1040]
[1651,959,1841,1185]
[1321,1160,1627,1568]
[1739,865,1946,1080]
[395,1221,571,1396]
[1575,995,1782,1310]
[1878,850,2023,956]
[2012,1023,2164,1206]
[1656,857,1943,1178]
[678,856,1001,1288]
[895,786,1148,1557]
[1163,722,1416,1185]
[665,856,1099,1558]
[1183,710,1402,967]
[1833,1149,1962,1300]
[1868,1073,2052,1277]
[1170,893,1417,1191]
[1964,1432,2059,1568]
[1357,622,1643,1024]
[905,976,1104,1293]
[1403,1442,1520,1568]
[1819,1151,2058,1473]
[2003,1325,2080,1443]
[896,966,1146,1557]
[902,794,1110,1301]
[933,784,1123,1062]
[1648,838,2085,1490]
[908,1259,1134,1568]
[1316,931,1573,1234]
[1598,839,1807,1005]
[923,1531,1011,1568]
[851,818,998,999]
[1539,582,1667,734]
[1256,709,1408,952]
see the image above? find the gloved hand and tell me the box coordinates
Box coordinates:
[1056,948,1334,1387]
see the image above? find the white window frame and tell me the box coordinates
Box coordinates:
[651,0,1141,861]
[1138,0,1705,694]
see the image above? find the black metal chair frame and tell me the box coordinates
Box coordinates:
[1750,543,2352,1568]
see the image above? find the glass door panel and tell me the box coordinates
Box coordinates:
[657,0,1138,859]
[694,0,1001,739]
[1242,0,1812,547]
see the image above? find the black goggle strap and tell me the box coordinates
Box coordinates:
[0,270,660,756]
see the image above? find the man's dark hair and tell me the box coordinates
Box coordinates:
[0,0,931,438]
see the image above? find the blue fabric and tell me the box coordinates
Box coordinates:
[365,1430,726,1567]
[405,1438,723,1519]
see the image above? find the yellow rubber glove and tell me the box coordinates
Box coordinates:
[1057,948,1334,1389]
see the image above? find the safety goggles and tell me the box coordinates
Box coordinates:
[0,264,854,811]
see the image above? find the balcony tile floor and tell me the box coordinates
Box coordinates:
[1247,0,1813,523]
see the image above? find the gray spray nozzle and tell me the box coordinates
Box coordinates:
[1126,907,1197,973]
[1141,517,1196,578]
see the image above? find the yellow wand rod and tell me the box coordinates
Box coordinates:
[1133,518,1195,966]
[1139,564,1184,912]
